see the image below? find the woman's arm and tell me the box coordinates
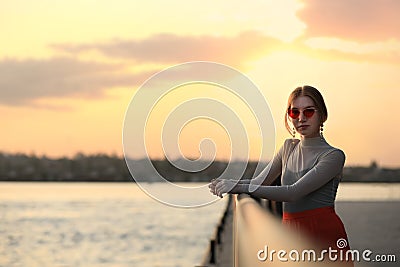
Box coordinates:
[251,155,282,186]
[210,140,287,196]
[212,153,282,186]
[215,149,345,200]
[247,149,345,201]
[251,139,294,186]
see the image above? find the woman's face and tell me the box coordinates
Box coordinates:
[289,96,321,139]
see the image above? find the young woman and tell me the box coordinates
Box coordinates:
[210,85,353,265]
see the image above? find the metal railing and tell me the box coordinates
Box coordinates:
[199,193,356,266]
[234,194,353,266]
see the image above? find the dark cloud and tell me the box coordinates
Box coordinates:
[0,58,146,106]
[51,31,283,67]
[298,0,400,41]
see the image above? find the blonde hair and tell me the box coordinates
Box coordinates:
[285,85,328,134]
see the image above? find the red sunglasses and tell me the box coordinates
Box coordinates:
[288,108,317,119]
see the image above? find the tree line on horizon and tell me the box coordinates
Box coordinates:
[0,152,398,182]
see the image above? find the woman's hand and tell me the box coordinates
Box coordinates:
[209,178,246,198]
[208,178,220,196]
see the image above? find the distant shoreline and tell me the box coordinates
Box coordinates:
[1,152,399,183]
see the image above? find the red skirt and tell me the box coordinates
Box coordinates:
[282,206,354,266]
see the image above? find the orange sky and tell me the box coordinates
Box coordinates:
[1,0,400,167]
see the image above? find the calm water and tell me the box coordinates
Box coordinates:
[0,182,227,267]
[0,182,399,267]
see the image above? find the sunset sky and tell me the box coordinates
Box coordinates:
[1,0,400,167]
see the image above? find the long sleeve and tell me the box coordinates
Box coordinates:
[249,149,345,202]
[251,140,286,186]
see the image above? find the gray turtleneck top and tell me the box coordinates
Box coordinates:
[250,137,345,213]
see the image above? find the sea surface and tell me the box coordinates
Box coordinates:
[0,182,227,267]
[0,182,399,267]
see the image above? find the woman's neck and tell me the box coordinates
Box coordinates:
[300,135,326,147]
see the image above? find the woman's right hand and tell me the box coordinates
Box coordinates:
[209,178,221,196]
[209,178,245,197]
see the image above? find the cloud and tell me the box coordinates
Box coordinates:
[1,32,283,107]
[3,29,398,109]
[51,31,283,67]
[289,41,400,66]
[52,29,400,69]
[300,37,400,65]
[297,0,400,42]
[0,58,145,106]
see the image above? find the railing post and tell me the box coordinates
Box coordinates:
[199,194,234,267]
[209,239,216,264]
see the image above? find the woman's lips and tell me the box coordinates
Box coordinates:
[297,125,309,130]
